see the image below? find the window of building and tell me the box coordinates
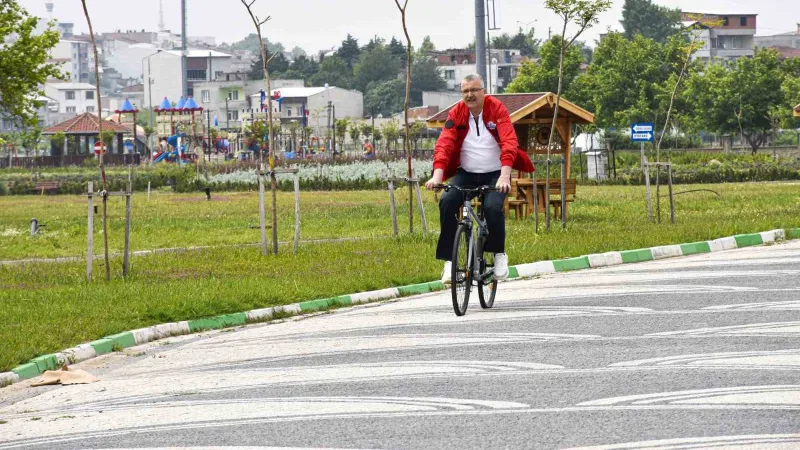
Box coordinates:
[740,16,747,26]
[227,110,239,121]
[711,38,718,49]
[186,69,207,80]
[445,70,455,80]
[215,71,224,80]
[227,90,239,101]
[86,91,94,100]
[201,90,210,103]
[722,16,729,26]
[66,91,75,100]
[66,106,76,113]
[86,106,94,112]
[287,107,292,117]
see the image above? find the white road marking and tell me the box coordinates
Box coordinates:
[610,349,800,370]
[647,322,800,337]
[562,434,800,450]
[577,385,800,407]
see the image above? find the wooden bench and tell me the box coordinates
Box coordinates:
[547,179,577,219]
[33,181,61,195]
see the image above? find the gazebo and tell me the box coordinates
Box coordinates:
[427,92,595,219]
[43,112,129,158]
[794,103,800,118]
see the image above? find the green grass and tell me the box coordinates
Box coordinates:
[0,182,798,372]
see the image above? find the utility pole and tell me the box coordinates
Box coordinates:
[180,0,188,97]
[475,0,487,82]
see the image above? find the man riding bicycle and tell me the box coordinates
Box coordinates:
[425,74,534,284]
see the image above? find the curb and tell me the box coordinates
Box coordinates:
[2,227,798,388]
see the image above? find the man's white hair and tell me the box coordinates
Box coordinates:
[462,74,485,88]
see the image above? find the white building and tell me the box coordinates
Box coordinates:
[50,39,94,83]
[44,82,98,114]
[246,86,363,136]
[192,76,303,129]
[105,41,162,80]
[682,12,757,63]
[143,49,233,108]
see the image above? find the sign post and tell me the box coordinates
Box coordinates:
[631,123,655,222]
[94,141,107,156]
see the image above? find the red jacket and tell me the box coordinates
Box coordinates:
[433,95,534,181]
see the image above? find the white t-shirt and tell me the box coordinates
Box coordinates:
[460,112,501,173]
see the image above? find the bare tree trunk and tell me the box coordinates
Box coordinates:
[81,0,110,281]
[395,0,413,234]
[242,0,278,254]
[544,19,568,232]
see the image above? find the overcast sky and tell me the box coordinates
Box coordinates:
[19,0,800,53]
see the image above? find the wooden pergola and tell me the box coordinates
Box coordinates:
[794,103,800,118]
[43,112,128,156]
[427,93,595,219]
[427,92,594,177]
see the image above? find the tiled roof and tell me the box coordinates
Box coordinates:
[43,113,129,135]
[427,93,546,122]
[773,46,800,59]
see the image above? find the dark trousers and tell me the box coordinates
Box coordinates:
[436,169,506,261]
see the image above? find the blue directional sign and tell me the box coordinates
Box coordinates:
[631,122,655,142]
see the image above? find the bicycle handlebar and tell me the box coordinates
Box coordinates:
[433,184,499,194]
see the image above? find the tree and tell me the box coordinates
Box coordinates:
[334,118,349,149]
[381,119,400,151]
[510,28,541,57]
[621,0,681,44]
[689,49,785,153]
[364,79,405,118]
[544,0,612,231]
[491,33,513,49]
[362,36,386,53]
[773,57,800,131]
[353,44,401,92]
[418,35,436,54]
[290,46,307,60]
[286,54,319,79]
[410,56,446,106]
[348,122,362,146]
[505,35,582,95]
[336,34,361,69]
[0,0,62,129]
[249,50,289,79]
[230,33,284,56]
[309,55,352,89]
[389,37,407,61]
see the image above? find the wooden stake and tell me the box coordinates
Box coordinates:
[123,175,132,277]
[147,181,151,200]
[668,162,675,224]
[533,161,539,233]
[412,179,427,237]
[293,171,300,254]
[258,164,268,256]
[560,158,567,229]
[388,178,399,237]
[643,158,653,222]
[87,181,93,281]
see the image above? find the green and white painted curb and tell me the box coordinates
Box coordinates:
[2,227,797,388]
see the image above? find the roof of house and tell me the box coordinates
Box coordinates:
[43,113,129,135]
[427,93,594,125]
[772,46,800,59]
[46,82,97,91]
[249,87,335,99]
[122,84,144,93]
[794,103,800,117]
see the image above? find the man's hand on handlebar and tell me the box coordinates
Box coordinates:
[495,174,511,194]
[425,169,444,191]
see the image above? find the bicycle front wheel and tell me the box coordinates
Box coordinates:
[478,252,497,309]
[451,224,472,316]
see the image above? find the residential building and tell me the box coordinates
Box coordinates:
[44,82,99,115]
[432,48,524,93]
[143,49,234,106]
[0,96,70,134]
[245,86,363,137]
[49,39,94,83]
[192,76,303,129]
[755,24,800,59]
[681,12,757,62]
[422,91,462,111]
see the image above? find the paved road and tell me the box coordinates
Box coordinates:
[2,241,799,449]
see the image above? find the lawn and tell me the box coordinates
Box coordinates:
[1,182,798,371]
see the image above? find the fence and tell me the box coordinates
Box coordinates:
[0,154,141,169]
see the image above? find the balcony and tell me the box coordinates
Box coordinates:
[712,48,754,58]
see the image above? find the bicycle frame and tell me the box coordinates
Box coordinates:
[459,198,494,283]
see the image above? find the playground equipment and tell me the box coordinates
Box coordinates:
[153,95,205,158]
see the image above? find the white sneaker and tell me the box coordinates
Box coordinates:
[441,261,452,284]
[493,253,509,280]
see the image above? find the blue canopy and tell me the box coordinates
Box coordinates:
[119,98,136,112]
[158,97,172,110]
[175,97,186,110]
[184,97,199,110]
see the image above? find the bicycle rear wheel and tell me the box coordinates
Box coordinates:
[478,252,497,309]
[451,224,472,316]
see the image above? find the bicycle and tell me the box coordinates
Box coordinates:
[435,184,499,316]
